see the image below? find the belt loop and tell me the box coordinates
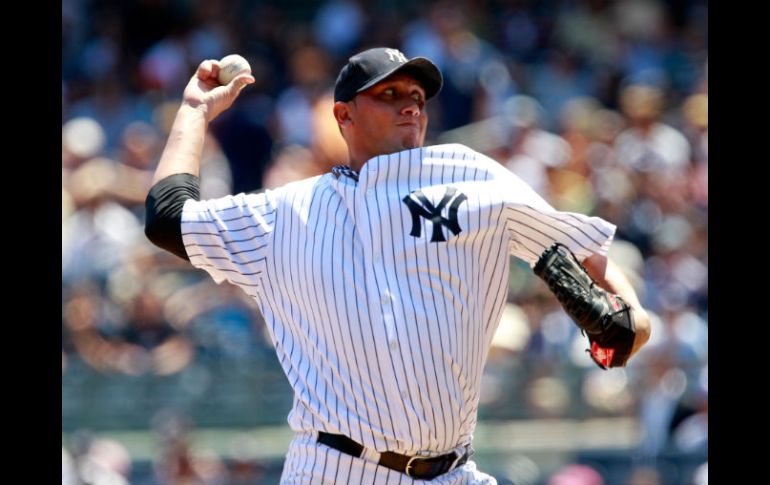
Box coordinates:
[450,443,473,472]
[360,446,381,464]
[449,451,462,472]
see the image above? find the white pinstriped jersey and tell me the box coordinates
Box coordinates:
[181,144,615,483]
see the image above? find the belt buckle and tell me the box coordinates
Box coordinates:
[405,456,420,478]
[405,450,462,479]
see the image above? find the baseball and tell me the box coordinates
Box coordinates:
[217,54,251,85]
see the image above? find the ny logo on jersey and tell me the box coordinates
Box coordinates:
[385,48,408,63]
[402,187,468,242]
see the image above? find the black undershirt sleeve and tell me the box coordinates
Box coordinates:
[144,173,201,261]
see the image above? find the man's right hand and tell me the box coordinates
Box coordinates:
[183,59,255,123]
[150,59,255,185]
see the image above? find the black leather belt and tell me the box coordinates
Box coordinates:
[317,432,471,480]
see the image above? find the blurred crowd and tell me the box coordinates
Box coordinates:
[62,0,707,484]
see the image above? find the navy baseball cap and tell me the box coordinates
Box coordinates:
[334,47,443,102]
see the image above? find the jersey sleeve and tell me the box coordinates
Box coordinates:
[499,171,616,266]
[181,190,278,289]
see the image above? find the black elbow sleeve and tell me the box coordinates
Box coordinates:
[144,173,201,261]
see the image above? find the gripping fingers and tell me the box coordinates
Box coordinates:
[196,59,220,82]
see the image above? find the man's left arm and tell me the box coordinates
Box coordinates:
[582,253,651,359]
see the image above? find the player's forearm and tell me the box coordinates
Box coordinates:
[584,254,651,355]
[151,103,210,185]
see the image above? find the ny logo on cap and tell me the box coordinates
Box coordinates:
[385,48,407,63]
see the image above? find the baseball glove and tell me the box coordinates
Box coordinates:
[533,243,636,369]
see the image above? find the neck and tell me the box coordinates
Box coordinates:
[347,156,365,172]
[345,143,425,172]
[346,146,373,172]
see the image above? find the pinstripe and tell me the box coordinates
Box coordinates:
[561,210,613,237]
[291,186,325,431]
[463,183,486,416]
[522,205,611,243]
[359,166,399,444]
[455,160,473,433]
[368,155,403,442]
[343,451,354,484]
[507,206,593,252]
[292,188,319,432]
[331,447,342,484]
[296,186,323,430]
[186,254,267,266]
[180,144,615,484]
[280,187,303,402]
[187,218,275,233]
[357,461,366,485]
[185,243,268,255]
[384,152,424,452]
[503,219,545,258]
[295,186,326,425]
[332,200,359,439]
[279,448,293,482]
[342,200,376,445]
[183,229,270,245]
[470,190,496,402]
[459,163,482,420]
[401,147,441,450]
[308,187,336,427]
[260,190,306,418]
[185,208,277,227]
[308,189,334,430]
[433,151,455,451]
[481,212,509,336]
[506,215,573,251]
[259,283,289,372]
[426,151,454,451]
[185,199,271,214]
[350,183,387,447]
[315,440,327,485]
[444,151,464,449]
[412,149,446,450]
[366,156,414,447]
[394,150,433,450]
[321,195,350,435]
[296,439,310,483]
[216,209,272,222]
[422,153,450,450]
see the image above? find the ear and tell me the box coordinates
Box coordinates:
[333,101,353,127]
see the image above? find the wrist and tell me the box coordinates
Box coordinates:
[631,307,651,346]
[179,101,210,122]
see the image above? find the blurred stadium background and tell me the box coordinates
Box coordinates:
[62,1,707,484]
